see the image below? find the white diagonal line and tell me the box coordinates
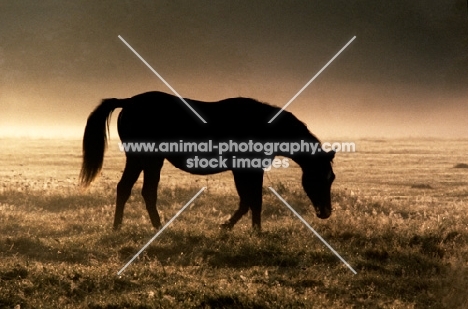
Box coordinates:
[268,36,356,123]
[118,35,207,124]
[268,187,357,274]
[117,187,206,275]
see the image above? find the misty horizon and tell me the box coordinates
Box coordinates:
[1,1,467,139]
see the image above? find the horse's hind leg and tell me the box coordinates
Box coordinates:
[114,156,142,230]
[141,158,164,229]
[222,170,264,230]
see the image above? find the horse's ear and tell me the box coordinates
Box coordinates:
[327,150,335,160]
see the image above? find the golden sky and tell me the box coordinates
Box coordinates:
[1,1,467,138]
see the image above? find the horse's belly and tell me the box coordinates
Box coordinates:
[166,156,230,175]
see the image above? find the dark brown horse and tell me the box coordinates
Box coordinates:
[80,91,335,230]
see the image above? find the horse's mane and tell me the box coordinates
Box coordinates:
[270,105,322,145]
[232,97,321,143]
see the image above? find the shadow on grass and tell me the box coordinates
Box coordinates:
[115,228,348,270]
[0,236,107,265]
[112,227,344,269]
[200,295,266,309]
[0,190,112,212]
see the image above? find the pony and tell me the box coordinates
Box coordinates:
[80,91,335,230]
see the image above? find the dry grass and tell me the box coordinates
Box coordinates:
[0,138,467,308]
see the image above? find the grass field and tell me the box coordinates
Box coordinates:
[0,138,467,308]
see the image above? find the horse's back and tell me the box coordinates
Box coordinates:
[117,91,310,142]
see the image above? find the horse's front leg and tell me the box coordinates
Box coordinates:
[223,170,264,230]
[141,158,164,229]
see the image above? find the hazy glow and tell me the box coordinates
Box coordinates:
[1,1,467,139]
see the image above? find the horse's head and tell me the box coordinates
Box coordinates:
[301,150,335,219]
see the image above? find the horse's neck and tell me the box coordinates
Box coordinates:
[290,152,318,170]
[272,137,320,170]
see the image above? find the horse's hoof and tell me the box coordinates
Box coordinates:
[150,217,162,230]
[151,220,162,230]
[220,222,234,230]
[113,224,122,231]
[251,227,262,235]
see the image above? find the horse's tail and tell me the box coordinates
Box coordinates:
[79,98,126,187]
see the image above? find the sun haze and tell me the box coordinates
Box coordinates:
[1,1,467,139]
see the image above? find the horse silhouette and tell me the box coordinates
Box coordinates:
[80,91,335,230]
